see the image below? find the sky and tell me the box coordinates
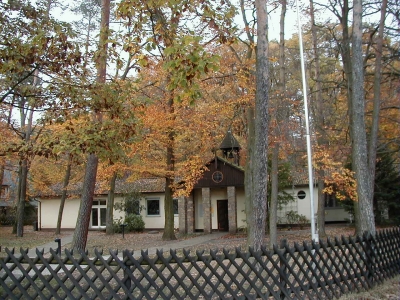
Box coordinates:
[52,0,302,42]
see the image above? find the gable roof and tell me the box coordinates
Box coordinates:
[194,156,244,189]
[35,177,166,198]
[219,130,241,150]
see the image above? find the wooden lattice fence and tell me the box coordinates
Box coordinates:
[1,228,399,299]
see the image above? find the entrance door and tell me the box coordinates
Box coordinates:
[217,200,229,231]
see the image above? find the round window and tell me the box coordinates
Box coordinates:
[297,190,306,199]
[212,171,223,183]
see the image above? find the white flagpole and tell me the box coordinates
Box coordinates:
[295,0,318,242]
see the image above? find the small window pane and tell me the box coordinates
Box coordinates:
[92,208,98,226]
[297,190,306,199]
[100,208,107,226]
[173,199,178,215]
[126,200,140,215]
[147,199,160,216]
[325,194,337,208]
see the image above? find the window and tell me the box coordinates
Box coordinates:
[126,199,141,215]
[297,190,306,199]
[173,199,178,215]
[91,199,107,228]
[212,171,223,183]
[92,200,106,206]
[147,198,160,216]
[324,193,339,208]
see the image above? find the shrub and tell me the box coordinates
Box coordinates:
[285,210,309,229]
[125,214,145,232]
[297,214,309,229]
[113,214,145,233]
[286,210,299,225]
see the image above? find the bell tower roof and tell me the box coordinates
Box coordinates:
[219,130,241,151]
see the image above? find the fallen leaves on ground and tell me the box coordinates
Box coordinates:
[80,225,357,254]
[0,224,371,255]
[0,226,72,254]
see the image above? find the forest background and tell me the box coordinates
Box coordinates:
[0,0,399,251]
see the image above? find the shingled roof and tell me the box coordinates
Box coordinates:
[35,177,166,198]
[219,130,241,150]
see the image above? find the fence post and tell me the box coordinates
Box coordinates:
[55,238,61,255]
[120,224,127,239]
[280,239,289,300]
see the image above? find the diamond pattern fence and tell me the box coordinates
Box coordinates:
[1,227,399,299]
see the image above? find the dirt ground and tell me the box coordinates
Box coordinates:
[0,224,357,254]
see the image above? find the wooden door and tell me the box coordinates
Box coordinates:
[217,200,229,231]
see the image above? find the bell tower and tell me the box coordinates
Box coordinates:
[219,130,241,165]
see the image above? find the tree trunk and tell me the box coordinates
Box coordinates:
[340,0,353,120]
[269,0,286,249]
[251,0,270,251]
[56,155,72,235]
[351,0,375,236]
[269,144,279,249]
[106,171,117,235]
[72,0,109,251]
[13,164,21,235]
[368,0,387,204]
[334,0,362,232]
[0,159,4,191]
[317,171,326,237]
[16,160,28,237]
[245,107,255,248]
[239,0,257,249]
[163,95,177,241]
[163,176,176,240]
[72,154,99,251]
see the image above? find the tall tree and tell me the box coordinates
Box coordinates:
[0,0,78,237]
[269,0,287,248]
[250,0,270,251]
[351,0,375,235]
[367,0,387,221]
[235,0,257,248]
[117,0,236,240]
[72,0,110,251]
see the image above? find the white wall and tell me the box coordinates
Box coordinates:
[278,186,350,224]
[325,208,350,222]
[39,197,80,229]
[236,188,246,229]
[38,193,178,230]
[138,193,179,229]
